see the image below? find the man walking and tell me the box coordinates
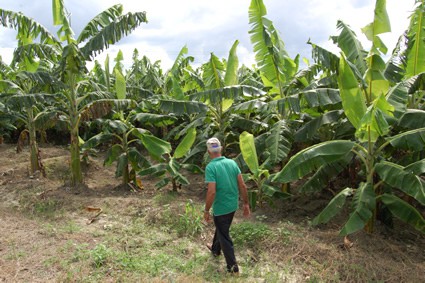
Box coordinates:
[203,137,251,274]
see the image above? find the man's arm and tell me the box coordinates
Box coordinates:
[204,182,216,222]
[237,174,251,217]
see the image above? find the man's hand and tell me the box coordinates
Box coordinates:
[243,203,251,218]
[204,211,211,223]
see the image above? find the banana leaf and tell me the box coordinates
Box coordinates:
[405,1,425,77]
[331,20,367,74]
[272,140,355,183]
[104,144,123,166]
[379,194,425,233]
[312,188,353,226]
[262,184,291,199]
[263,95,301,116]
[174,127,196,159]
[231,99,267,113]
[295,110,344,142]
[387,80,409,119]
[224,40,239,86]
[405,159,425,175]
[191,85,265,104]
[308,40,340,73]
[203,53,224,89]
[82,132,114,150]
[222,40,240,112]
[239,131,259,175]
[398,109,425,129]
[11,44,60,67]
[114,69,126,99]
[300,154,353,194]
[375,161,425,205]
[77,4,123,43]
[301,89,341,108]
[0,8,59,45]
[80,11,148,59]
[133,113,178,127]
[158,99,208,115]
[263,120,292,167]
[388,127,425,151]
[181,163,204,174]
[231,116,268,133]
[115,153,128,177]
[337,54,367,130]
[356,95,392,142]
[140,134,172,161]
[128,147,151,170]
[168,158,190,185]
[339,182,375,236]
[138,164,167,178]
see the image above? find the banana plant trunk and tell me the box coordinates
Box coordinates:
[172,178,178,191]
[69,80,83,186]
[365,129,376,233]
[122,133,130,185]
[27,109,40,174]
[70,124,83,186]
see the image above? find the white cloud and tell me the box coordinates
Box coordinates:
[0,0,416,71]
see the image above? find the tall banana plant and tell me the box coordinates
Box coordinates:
[82,109,171,187]
[190,41,267,152]
[0,71,57,174]
[52,1,147,186]
[0,8,61,173]
[138,127,203,191]
[248,0,298,99]
[239,131,290,210]
[0,102,17,142]
[273,0,425,235]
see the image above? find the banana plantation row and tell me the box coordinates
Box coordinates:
[0,0,424,237]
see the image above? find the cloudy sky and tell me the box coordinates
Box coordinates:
[0,0,417,70]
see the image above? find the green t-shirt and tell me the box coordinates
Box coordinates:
[205,156,241,216]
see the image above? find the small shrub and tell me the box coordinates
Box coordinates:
[176,200,204,236]
[231,221,271,247]
[91,244,112,268]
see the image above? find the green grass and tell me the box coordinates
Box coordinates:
[9,181,422,283]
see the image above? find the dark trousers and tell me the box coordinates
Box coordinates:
[211,211,239,273]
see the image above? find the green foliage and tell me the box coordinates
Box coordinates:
[91,244,112,268]
[231,221,271,247]
[240,130,291,210]
[177,200,204,236]
[137,128,201,191]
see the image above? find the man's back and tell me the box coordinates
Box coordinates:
[205,156,240,216]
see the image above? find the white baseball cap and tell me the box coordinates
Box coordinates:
[206,137,222,153]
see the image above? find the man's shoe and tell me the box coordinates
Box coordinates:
[206,244,220,257]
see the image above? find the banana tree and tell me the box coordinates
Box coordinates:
[1,2,148,186]
[83,109,172,188]
[239,130,291,210]
[126,49,164,94]
[248,0,298,100]
[0,71,57,174]
[52,1,147,186]
[138,127,203,191]
[273,0,425,235]
[0,8,62,173]
[0,102,16,143]
[189,41,267,153]
[273,125,425,236]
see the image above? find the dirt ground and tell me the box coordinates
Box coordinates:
[0,143,424,282]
